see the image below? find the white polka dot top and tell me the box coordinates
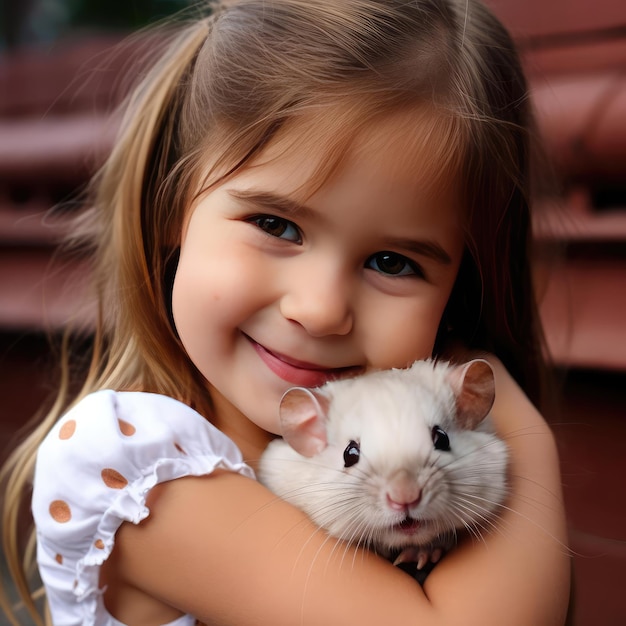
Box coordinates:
[32,389,255,626]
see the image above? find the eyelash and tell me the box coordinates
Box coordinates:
[247,214,425,279]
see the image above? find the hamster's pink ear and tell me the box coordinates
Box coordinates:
[447,359,495,429]
[279,387,330,457]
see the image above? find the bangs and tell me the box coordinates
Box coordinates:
[194,99,468,212]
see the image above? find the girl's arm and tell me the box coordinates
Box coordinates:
[103,358,570,626]
[423,355,571,623]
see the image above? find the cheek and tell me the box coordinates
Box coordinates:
[171,234,234,343]
[361,294,451,370]
[171,237,270,355]
[376,314,441,368]
[172,238,236,323]
[171,260,213,359]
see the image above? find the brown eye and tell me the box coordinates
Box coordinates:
[432,426,450,451]
[343,440,360,467]
[248,215,301,243]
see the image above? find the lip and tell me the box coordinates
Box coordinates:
[246,335,361,387]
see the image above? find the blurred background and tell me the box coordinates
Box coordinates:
[0,0,625,624]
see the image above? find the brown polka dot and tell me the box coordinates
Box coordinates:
[94,539,104,550]
[49,500,71,523]
[175,443,187,455]
[118,419,136,436]
[55,553,63,564]
[73,579,78,589]
[101,468,128,489]
[59,420,76,440]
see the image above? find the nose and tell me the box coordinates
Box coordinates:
[385,470,422,511]
[386,491,422,512]
[279,263,354,337]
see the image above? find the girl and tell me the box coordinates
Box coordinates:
[1,0,570,624]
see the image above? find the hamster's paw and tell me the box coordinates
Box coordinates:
[392,546,443,570]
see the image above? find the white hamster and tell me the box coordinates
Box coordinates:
[258,358,509,569]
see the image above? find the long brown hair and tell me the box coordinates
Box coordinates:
[1,1,549,622]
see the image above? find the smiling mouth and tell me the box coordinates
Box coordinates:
[245,335,362,387]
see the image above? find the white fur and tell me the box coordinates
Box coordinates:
[258,359,509,555]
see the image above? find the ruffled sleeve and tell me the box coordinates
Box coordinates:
[32,390,255,626]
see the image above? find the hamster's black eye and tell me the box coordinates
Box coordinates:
[343,440,360,467]
[432,426,450,451]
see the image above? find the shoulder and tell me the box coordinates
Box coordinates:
[36,389,251,475]
[32,389,254,540]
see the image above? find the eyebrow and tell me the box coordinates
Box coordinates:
[228,188,452,265]
[227,189,316,218]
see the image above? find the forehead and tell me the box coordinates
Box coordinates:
[246,104,466,214]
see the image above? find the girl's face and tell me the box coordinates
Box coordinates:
[172,112,465,449]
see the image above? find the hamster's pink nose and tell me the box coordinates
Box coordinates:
[386,491,422,511]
